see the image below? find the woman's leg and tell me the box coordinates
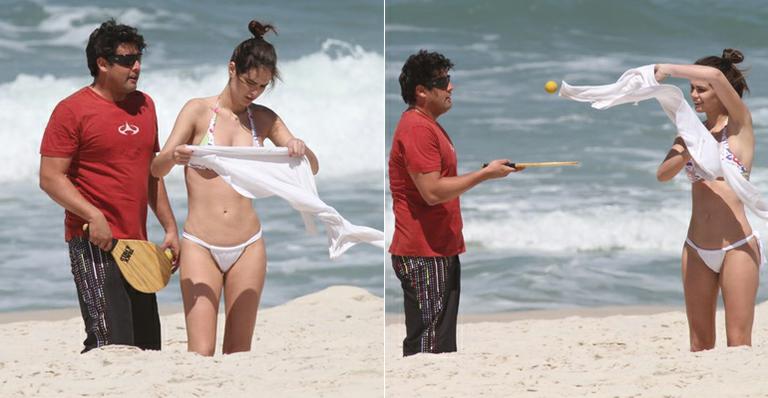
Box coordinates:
[720,238,760,347]
[682,244,720,351]
[180,238,223,356]
[221,237,267,354]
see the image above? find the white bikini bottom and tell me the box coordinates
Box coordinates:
[183,230,263,273]
[685,231,765,273]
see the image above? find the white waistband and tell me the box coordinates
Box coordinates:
[182,230,262,251]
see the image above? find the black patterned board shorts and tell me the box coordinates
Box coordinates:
[68,236,161,353]
[391,255,460,356]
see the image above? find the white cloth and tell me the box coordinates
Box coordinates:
[187,145,384,259]
[560,64,768,219]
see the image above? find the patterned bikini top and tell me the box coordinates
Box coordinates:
[189,102,262,171]
[199,102,262,147]
[685,127,750,182]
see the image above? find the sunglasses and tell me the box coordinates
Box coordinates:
[427,74,451,90]
[108,53,142,68]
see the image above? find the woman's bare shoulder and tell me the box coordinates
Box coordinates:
[249,103,278,118]
[185,96,217,112]
[248,104,279,129]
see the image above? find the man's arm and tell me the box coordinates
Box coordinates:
[409,159,519,205]
[39,156,113,251]
[147,165,180,259]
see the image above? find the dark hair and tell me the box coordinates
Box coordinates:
[399,50,454,105]
[230,20,279,84]
[695,48,749,97]
[85,19,146,78]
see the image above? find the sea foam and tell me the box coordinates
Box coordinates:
[0,39,383,182]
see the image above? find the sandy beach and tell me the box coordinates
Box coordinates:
[0,286,383,398]
[386,302,768,398]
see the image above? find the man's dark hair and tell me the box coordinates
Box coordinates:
[398,50,454,105]
[85,19,146,78]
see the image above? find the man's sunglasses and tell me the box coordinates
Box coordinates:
[427,74,451,90]
[108,53,142,67]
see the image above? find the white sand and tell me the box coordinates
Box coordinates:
[386,302,768,398]
[0,286,383,397]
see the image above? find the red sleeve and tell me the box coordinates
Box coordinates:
[40,102,79,157]
[401,124,441,174]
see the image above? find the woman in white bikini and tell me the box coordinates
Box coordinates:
[655,49,760,351]
[151,20,318,356]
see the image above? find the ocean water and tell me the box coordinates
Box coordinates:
[385,0,768,313]
[0,0,384,312]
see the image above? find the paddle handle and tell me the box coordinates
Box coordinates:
[482,162,517,168]
[481,161,580,168]
[82,223,117,251]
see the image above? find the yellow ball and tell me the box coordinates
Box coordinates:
[164,249,174,262]
[544,80,558,94]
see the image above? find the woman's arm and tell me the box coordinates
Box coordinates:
[657,136,690,182]
[656,63,754,168]
[256,106,320,175]
[151,99,203,177]
[655,64,751,129]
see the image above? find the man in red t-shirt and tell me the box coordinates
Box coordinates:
[389,50,522,356]
[39,20,179,353]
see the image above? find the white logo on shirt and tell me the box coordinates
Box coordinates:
[118,122,140,136]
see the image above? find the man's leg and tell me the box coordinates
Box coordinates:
[392,255,457,356]
[68,237,134,353]
[434,255,460,352]
[125,282,161,350]
[394,256,424,356]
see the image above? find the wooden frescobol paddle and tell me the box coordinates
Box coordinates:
[82,224,174,293]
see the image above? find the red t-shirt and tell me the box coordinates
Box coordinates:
[388,109,465,257]
[40,87,160,241]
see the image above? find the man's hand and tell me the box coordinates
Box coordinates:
[483,159,522,179]
[86,215,113,252]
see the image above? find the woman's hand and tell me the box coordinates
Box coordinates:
[173,145,194,165]
[286,138,307,157]
[654,64,671,83]
[160,230,181,273]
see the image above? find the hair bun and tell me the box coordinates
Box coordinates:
[248,20,277,40]
[722,48,744,64]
